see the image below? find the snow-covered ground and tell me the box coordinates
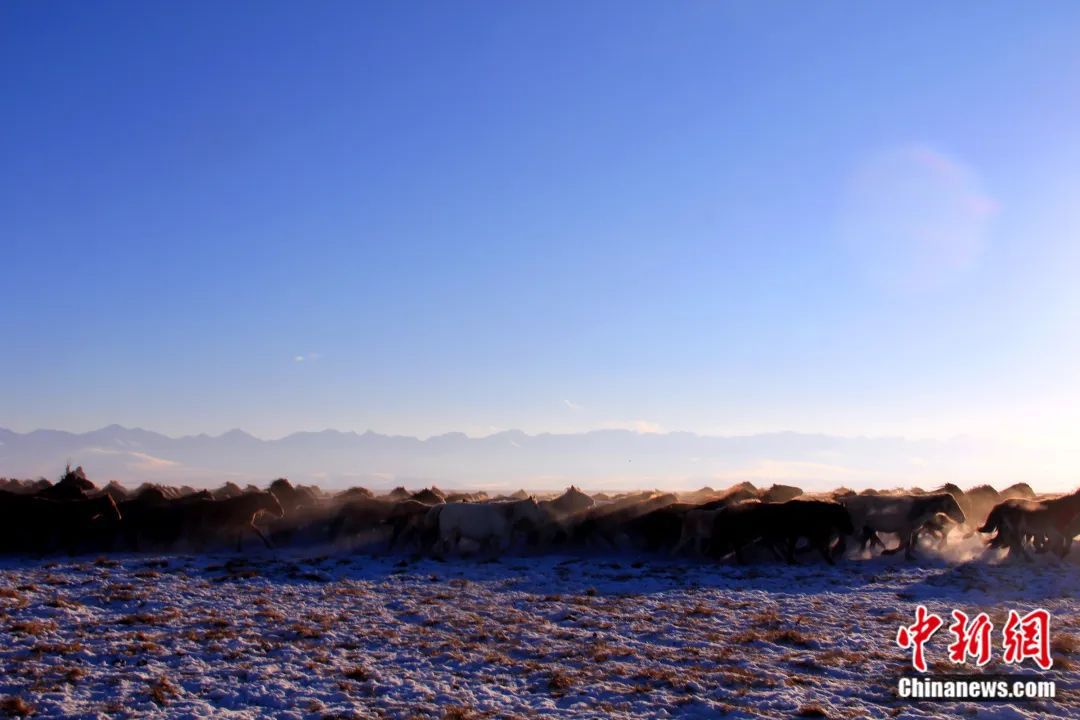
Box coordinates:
[1,540,1078,719]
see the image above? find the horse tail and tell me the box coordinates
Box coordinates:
[423,504,445,537]
[978,506,1001,534]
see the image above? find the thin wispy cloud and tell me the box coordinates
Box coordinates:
[562,399,583,411]
[293,352,323,363]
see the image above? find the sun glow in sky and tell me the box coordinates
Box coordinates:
[4,2,1080,485]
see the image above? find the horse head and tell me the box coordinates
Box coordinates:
[255,491,285,520]
[90,493,123,524]
[936,493,966,525]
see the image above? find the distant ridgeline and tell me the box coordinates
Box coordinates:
[0,425,999,490]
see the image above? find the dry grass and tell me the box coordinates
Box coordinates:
[1052,633,1079,655]
[342,665,370,681]
[767,628,813,647]
[45,596,81,610]
[796,705,830,718]
[118,609,180,626]
[0,697,34,717]
[816,648,865,664]
[62,667,87,685]
[547,669,573,695]
[29,641,85,656]
[8,620,56,637]
[147,675,179,706]
[290,623,324,639]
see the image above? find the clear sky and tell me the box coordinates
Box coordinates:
[4,2,1080,453]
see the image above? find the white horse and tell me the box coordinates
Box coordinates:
[842,493,965,560]
[429,498,545,556]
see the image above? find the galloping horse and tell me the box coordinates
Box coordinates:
[841,493,966,560]
[180,491,284,551]
[428,498,546,556]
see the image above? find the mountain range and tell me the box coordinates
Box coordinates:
[0,425,1002,492]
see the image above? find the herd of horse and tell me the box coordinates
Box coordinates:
[1,467,1078,563]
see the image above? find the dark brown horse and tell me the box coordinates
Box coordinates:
[709,500,853,564]
[179,491,284,551]
[0,490,122,554]
[979,489,1080,560]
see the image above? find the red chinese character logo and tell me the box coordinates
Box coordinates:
[1002,608,1052,670]
[896,605,944,672]
[947,610,993,666]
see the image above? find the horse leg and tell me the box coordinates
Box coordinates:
[1049,532,1069,559]
[785,536,798,564]
[1008,532,1031,562]
[831,533,847,561]
[862,527,885,553]
[937,528,950,549]
[733,544,747,564]
[858,527,872,552]
[388,518,406,550]
[670,530,689,557]
[817,537,835,565]
[250,522,273,550]
[883,530,910,557]
[904,531,917,560]
[493,533,506,558]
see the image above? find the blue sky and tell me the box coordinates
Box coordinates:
[4,2,1080,452]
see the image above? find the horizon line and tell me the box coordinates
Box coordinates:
[0,423,974,445]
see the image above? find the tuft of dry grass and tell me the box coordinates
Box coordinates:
[30,641,84,656]
[290,623,324,639]
[0,697,35,717]
[62,667,87,685]
[8,620,56,637]
[547,669,573,695]
[45,596,81,610]
[118,609,180,626]
[1052,633,1078,655]
[767,628,812,647]
[147,675,179,706]
[816,648,865,665]
[441,707,478,720]
[795,705,830,718]
[342,665,370,681]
